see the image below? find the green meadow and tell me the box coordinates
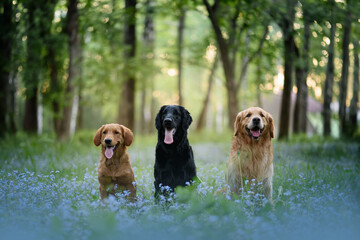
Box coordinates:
[0,132,359,240]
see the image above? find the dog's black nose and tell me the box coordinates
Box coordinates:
[105,138,112,144]
[252,117,260,124]
[164,118,172,125]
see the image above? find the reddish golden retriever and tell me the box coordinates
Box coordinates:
[93,123,136,201]
[226,107,274,201]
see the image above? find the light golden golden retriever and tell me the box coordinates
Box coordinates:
[93,123,136,201]
[226,107,274,201]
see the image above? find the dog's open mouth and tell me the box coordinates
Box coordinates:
[164,128,176,144]
[246,126,264,140]
[104,142,120,159]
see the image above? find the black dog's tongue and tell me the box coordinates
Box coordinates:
[164,129,175,144]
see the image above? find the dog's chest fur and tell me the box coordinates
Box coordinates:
[230,140,273,181]
[98,153,132,179]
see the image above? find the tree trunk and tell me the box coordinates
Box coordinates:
[139,87,147,133]
[48,46,62,135]
[293,55,304,134]
[23,0,57,133]
[279,35,294,140]
[119,77,135,129]
[278,0,296,140]
[70,93,79,135]
[349,38,359,135]
[338,6,351,137]
[139,0,155,134]
[76,80,83,130]
[8,75,17,133]
[279,33,294,139]
[118,0,136,130]
[203,0,239,129]
[76,35,84,131]
[256,53,263,108]
[177,6,186,106]
[293,13,310,134]
[58,0,82,140]
[226,83,239,128]
[196,56,218,131]
[23,2,41,133]
[23,92,38,133]
[148,80,157,133]
[323,0,336,137]
[300,19,309,133]
[0,0,13,136]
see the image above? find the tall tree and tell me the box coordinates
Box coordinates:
[0,0,13,136]
[22,2,41,133]
[23,0,56,133]
[57,0,82,140]
[196,55,218,131]
[48,45,62,135]
[271,0,297,139]
[76,66,84,131]
[338,0,352,137]
[293,4,311,134]
[349,38,359,135]
[118,0,137,130]
[76,36,84,131]
[202,0,270,129]
[323,0,337,136]
[44,0,63,136]
[139,0,155,134]
[203,0,240,129]
[177,0,186,106]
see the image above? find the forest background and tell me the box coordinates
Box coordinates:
[1,0,360,140]
[1,1,360,239]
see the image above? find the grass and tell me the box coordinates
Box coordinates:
[0,131,359,240]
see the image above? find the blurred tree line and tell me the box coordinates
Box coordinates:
[0,0,359,140]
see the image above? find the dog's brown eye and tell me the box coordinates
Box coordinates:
[246,113,251,117]
[103,131,107,134]
[114,131,119,134]
[260,113,264,117]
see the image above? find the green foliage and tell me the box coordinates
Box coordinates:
[0,132,96,173]
[4,0,359,137]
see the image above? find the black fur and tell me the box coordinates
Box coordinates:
[154,105,196,200]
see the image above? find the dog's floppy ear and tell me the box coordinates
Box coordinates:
[267,113,275,138]
[234,112,242,136]
[155,105,166,130]
[93,125,104,146]
[181,106,192,131]
[120,125,134,146]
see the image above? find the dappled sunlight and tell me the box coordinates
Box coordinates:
[273,65,284,94]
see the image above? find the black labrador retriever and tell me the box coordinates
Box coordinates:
[154,105,196,200]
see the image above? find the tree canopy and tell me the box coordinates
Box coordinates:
[0,0,359,139]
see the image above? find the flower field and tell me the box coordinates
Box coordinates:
[0,134,359,239]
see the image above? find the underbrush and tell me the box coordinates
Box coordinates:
[0,133,359,239]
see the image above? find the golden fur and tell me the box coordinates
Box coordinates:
[93,123,136,201]
[226,107,274,200]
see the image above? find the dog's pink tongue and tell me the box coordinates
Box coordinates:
[164,129,174,144]
[251,129,260,138]
[105,147,114,159]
